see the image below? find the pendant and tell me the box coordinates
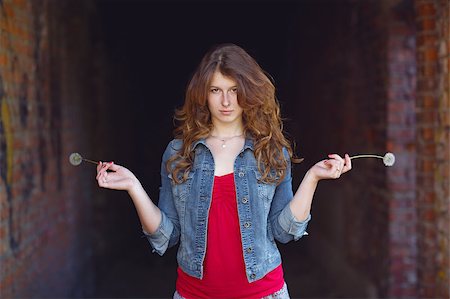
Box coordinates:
[222,142,226,148]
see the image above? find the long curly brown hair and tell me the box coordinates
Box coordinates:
[168,44,300,184]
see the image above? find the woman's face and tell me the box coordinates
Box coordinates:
[207,71,243,127]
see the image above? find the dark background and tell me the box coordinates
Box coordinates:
[93,0,348,297]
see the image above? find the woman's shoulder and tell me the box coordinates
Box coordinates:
[162,139,183,159]
[168,138,183,150]
[162,139,183,162]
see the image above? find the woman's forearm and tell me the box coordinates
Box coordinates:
[288,154,351,221]
[128,182,162,234]
[289,170,319,222]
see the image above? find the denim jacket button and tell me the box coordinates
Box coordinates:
[238,172,245,178]
[246,247,253,253]
[242,197,248,204]
[244,222,251,228]
[250,273,256,279]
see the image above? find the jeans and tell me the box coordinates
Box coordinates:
[172,282,290,299]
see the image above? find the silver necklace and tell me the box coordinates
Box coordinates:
[209,134,243,148]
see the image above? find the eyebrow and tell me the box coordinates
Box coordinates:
[209,85,238,89]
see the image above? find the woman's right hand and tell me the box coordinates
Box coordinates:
[96,161,140,192]
[97,161,162,235]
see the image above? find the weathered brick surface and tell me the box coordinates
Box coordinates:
[385,1,418,297]
[0,0,103,297]
[415,0,450,298]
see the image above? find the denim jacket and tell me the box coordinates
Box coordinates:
[144,138,311,283]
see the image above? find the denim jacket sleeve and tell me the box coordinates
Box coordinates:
[143,140,181,255]
[269,148,311,243]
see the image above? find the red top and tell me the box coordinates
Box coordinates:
[176,173,284,299]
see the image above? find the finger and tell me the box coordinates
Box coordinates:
[97,173,106,187]
[96,165,107,180]
[325,161,340,178]
[325,161,341,179]
[97,161,103,173]
[98,176,109,188]
[324,160,340,173]
[100,171,108,185]
[106,162,121,172]
[97,162,115,178]
[342,154,352,173]
[96,167,103,180]
[96,163,110,180]
[328,154,344,164]
[101,161,117,171]
[328,159,340,169]
[328,154,345,171]
[104,172,122,183]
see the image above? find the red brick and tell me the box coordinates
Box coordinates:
[420,127,435,141]
[3,4,15,18]
[418,17,437,31]
[419,94,437,108]
[418,33,438,47]
[417,2,437,17]
[0,54,7,67]
[420,47,439,61]
[418,63,438,76]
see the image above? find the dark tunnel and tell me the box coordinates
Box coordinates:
[90,1,395,297]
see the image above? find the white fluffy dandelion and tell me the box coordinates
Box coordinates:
[382,153,395,166]
[69,152,99,166]
[350,152,396,167]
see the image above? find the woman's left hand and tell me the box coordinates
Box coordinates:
[308,154,352,181]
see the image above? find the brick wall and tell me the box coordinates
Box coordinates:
[385,0,418,297]
[0,0,103,297]
[415,0,450,297]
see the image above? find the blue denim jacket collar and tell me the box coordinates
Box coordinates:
[192,137,255,151]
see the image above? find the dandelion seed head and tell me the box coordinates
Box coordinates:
[69,152,83,166]
[383,152,395,166]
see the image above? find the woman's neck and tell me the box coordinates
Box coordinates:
[210,123,244,138]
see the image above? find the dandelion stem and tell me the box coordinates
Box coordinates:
[82,158,99,165]
[350,154,384,160]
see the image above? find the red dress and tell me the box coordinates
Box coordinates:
[176,173,284,299]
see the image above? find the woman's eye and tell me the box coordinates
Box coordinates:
[230,88,238,93]
[210,88,219,93]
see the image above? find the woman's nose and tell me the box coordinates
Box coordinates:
[222,93,231,107]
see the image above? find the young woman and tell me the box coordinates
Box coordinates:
[96,44,352,299]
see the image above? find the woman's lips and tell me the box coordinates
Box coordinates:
[219,110,233,115]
